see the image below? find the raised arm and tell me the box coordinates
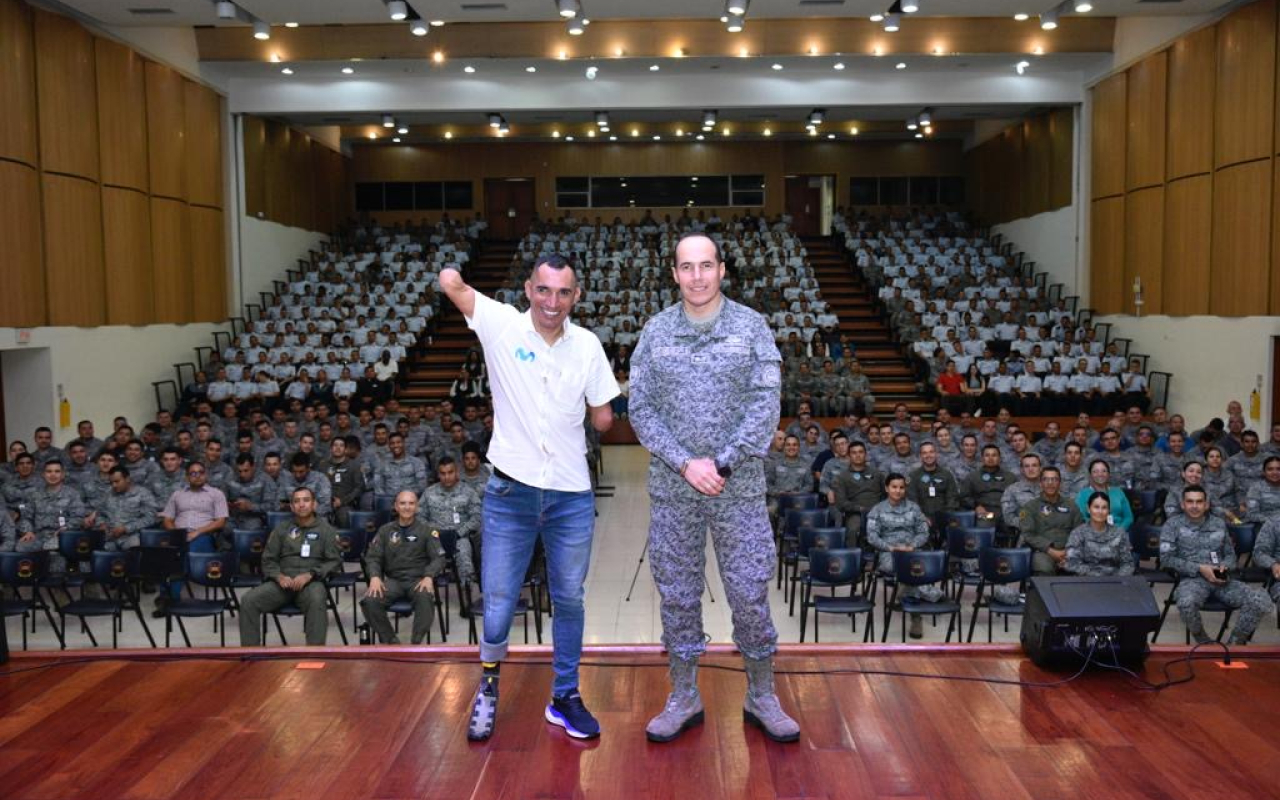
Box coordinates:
[438,267,477,319]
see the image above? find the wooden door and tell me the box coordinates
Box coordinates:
[785,176,822,236]
[484,178,535,240]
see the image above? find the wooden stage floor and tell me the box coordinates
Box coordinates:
[2,644,1277,800]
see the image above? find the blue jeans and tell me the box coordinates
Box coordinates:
[480,473,595,696]
[167,533,216,600]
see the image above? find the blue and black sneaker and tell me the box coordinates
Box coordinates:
[544,690,601,739]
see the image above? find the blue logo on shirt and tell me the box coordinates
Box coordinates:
[514,347,536,363]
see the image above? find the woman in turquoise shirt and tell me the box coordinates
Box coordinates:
[1075,459,1135,531]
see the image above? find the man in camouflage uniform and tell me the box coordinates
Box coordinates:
[1253,515,1280,606]
[0,498,15,551]
[906,442,958,530]
[361,490,447,645]
[149,448,188,508]
[631,233,799,744]
[831,441,884,545]
[323,436,366,527]
[1058,442,1090,498]
[1227,430,1265,492]
[225,454,273,530]
[883,433,919,478]
[1015,467,1083,577]
[98,466,160,551]
[80,450,119,517]
[15,461,90,572]
[1001,453,1044,540]
[2,454,40,520]
[418,457,480,582]
[1160,485,1272,645]
[237,485,341,646]
[766,435,812,513]
[960,445,1016,529]
[373,433,428,497]
[275,453,332,513]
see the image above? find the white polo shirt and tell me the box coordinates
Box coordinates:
[466,291,619,492]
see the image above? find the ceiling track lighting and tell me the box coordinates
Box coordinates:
[702,110,717,129]
[808,109,825,126]
[726,0,748,14]
[1040,6,1060,30]
[488,113,502,128]
[595,111,610,127]
[883,13,901,32]
[382,114,395,127]
[252,19,270,39]
[902,0,920,12]
[410,19,429,36]
[387,1,408,21]
[568,17,584,35]
[726,15,744,32]
[1074,1,1092,11]
[557,0,579,18]
[215,1,237,20]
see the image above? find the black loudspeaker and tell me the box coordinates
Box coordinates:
[1020,575,1160,669]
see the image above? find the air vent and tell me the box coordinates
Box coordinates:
[460,3,508,9]
[128,7,175,14]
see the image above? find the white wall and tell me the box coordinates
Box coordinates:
[1,324,222,446]
[234,216,328,313]
[1095,315,1279,431]
[992,205,1082,297]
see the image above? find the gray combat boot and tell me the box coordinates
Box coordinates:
[646,656,704,742]
[742,656,800,743]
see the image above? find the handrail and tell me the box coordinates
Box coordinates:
[151,380,179,414]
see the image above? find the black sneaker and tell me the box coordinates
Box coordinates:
[545,691,601,739]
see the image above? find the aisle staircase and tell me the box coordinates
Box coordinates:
[804,236,936,416]
[397,241,515,405]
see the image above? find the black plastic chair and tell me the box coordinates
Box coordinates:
[228,529,269,611]
[787,526,846,615]
[326,527,369,632]
[166,551,239,647]
[882,550,961,642]
[57,550,153,649]
[776,492,821,516]
[946,526,995,600]
[266,581,351,646]
[778,508,833,588]
[372,494,397,527]
[966,547,1032,642]
[1130,521,1177,640]
[139,528,187,550]
[265,511,293,531]
[799,548,874,642]
[938,510,977,533]
[41,529,105,599]
[1228,522,1269,583]
[0,551,64,649]
[347,510,380,537]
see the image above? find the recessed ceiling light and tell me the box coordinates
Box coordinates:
[696,134,704,140]
[827,133,835,139]
[1075,1,1093,12]
[771,63,783,70]
[870,13,883,22]
[431,20,445,27]
[387,1,408,21]
[566,135,575,141]
[1014,13,1029,21]
[763,127,772,136]
[609,135,617,141]
[525,66,537,73]
[392,137,401,143]
[915,132,923,138]
[397,126,408,134]
[631,128,639,137]
[649,64,660,71]
[850,126,859,135]
[410,20,428,36]
[653,135,661,140]
[284,21,298,28]
[895,62,907,70]
[552,130,561,138]
[280,66,293,75]
[587,129,596,137]
[833,62,845,70]
[368,133,377,139]
[444,131,453,139]
[601,126,610,132]
[721,127,730,136]
[463,65,475,73]
[341,66,354,74]
[432,51,444,63]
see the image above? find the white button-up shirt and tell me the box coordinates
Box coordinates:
[467,292,619,492]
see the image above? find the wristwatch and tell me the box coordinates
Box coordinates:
[716,462,732,479]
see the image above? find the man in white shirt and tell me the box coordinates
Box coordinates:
[439,254,618,743]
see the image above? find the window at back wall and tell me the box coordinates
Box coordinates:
[555,175,765,208]
[849,176,965,206]
[355,181,475,211]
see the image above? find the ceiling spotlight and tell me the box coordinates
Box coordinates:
[410,20,429,36]
[595,111,609,127]
[850,126,859,135]
[368,133,377,140]
[216,1,237,20]
[631,128,639,137]
[653,135,661,141]
[726,16,744,33]
[280,66,293,75]
[525,65,537,73]
[902,0,920,12]
[1015,60,1030,74]
[444,131,453,139]
[488,113,502,128]
[808,127,818,136]
[883,13,900,32]
[1014,12,1029,20]
[609,135,617,140]
[498,122,510,134]
[649,64,660,71]
[284,21,298,27]
[827,133,836,139]
[341,66,354,74]
[387,1,408,21]
[382,114,395,128]
[895,61,907,69]
[1040,8,1059,29]
[726,0,749,14]
[870,13,884,22]
[915,132,923,139]
[1075,1,1092,11]
[694,134,704,140]
[397,126,408,134]
[907,118,918,130]
[252,19,270,40]
[917,111,931,125]
[432,51,444,63]
[463,65,475,73]
[600,125,610,132]
[553,131,562,138]
[763,127,772,136]
[557,0,578,18]
[566,135,575,141]
[808,109,825,125]
[771,63,783,70]
[585,65,598,79]
[392,137,401,143]
[833,61,845,70]
[588,129,596,137]
[431,20,445,26]
[568,17,585,35]
[703,110,717,128]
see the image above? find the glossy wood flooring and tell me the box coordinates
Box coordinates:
[3,644,1278,800]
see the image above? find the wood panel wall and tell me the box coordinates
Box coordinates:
[0,0,228,328]
[346,139,960,225]
[1089,0,1280,318]
[963,108,1074,226]
[243,115,350,232]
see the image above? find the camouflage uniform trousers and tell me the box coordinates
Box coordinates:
[649,496,778,661]
[1174,577,1272,639]
[14,533,66,573]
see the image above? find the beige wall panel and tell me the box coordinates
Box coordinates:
[1125,52,1167,191]
[1091,73,1127,199]
[243,115,267,218]
[263,121,292,225]
[184,81,223,208]
[33,9,98,180]
[0,0,38,167]
[101,187,154,324]
[1214,0,1276,169]
[1210,159,1271,316]
[288,131,315,231]
[1090,196,1125,314]
[1163,176,1212,316]
[1166,26,1216,179]
[150,197,192,323]
[94,38,148,191]
[41,173,104,326]
[1023,115,1051,217]
[1122,186,1164,315]
[188,205,225,322]
[145,61,186,200]
[0,160,46,325]
[1049,108,1074,208]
